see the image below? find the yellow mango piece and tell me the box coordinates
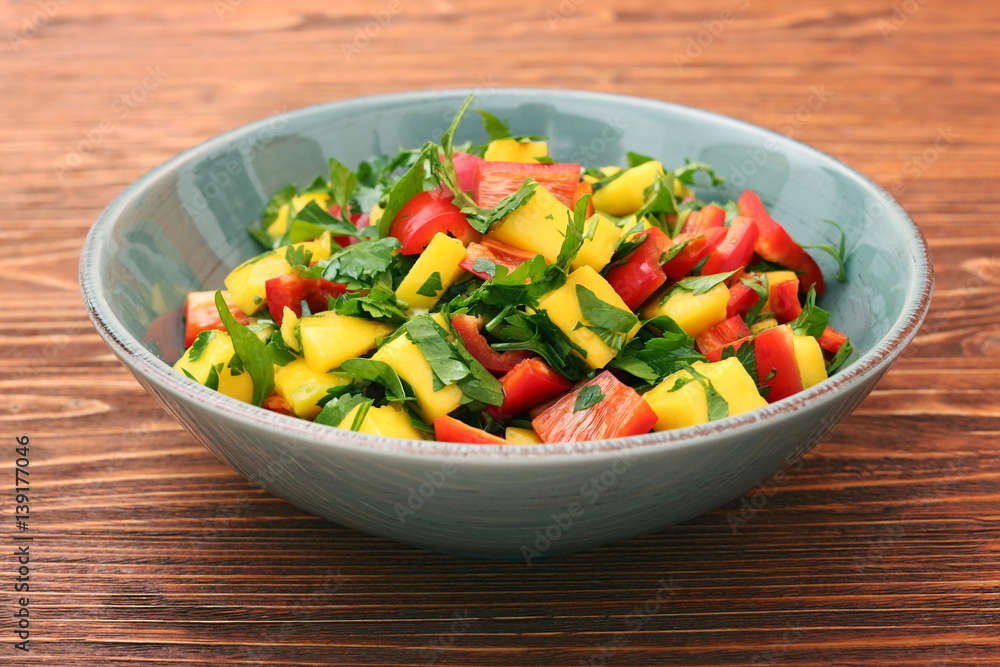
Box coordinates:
[273,358,349,420]
[505,427,542,444]
[280,307,300,352]
[537,265,640,369]
[372,333,464,421]
[641,283,729,337]
[483,138,549,163]
[368,204,384,230]
[793,335,828,389]
[644,358,766,431]
[173,331,254,404]
[265,192,331,239]
[751,317,779,333]
[395,233,468,312]
[224,232,332,314]
[338,403,426,439]
[759,270,798,315]
[592,160,663,217]
[488,185,621,272]
[299,312,397,374]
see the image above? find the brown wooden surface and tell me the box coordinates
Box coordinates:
[3,0,999,664]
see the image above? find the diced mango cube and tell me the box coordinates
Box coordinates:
[537,265,640,369]
[266,192,332,240]
[299,312,397,374]
[338,402,426,439]
[793,335,828,389]
[488,184,621,272]
[273,357,349,420]
[395,233,468,312]
[505,427,542,444]
[483,138,549,163]
[224,232,332,314]
[371,334,464,421]
[592,160,663,217]
[643,358,767,431]
[641,283,729,337]
[280,307,300,352]
[751,317,779,333]
[173,331,254,403]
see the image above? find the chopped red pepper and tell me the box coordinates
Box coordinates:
[434,415,509,445]
[460,237,538,280]
[700,216,760,276]
[726,281,761,319]
[451,314,534,376]
[328,205,365,248]
[604,227,672,310]
[737,190,825,294]
[572,180,595,218]
[184,290,249,347]
[447,152,483,195]
[682,203,726,234]
[473,161,582,209]
[818,325,849,354]
[531,371,657,443]
[265,274,348,325]
[662,228,727,281]
[262,394,296,417]
[753,325,804,403]
[770,278,803,323]
[390,189,479,255]
[696,315,752,362]
[487,357,574,421]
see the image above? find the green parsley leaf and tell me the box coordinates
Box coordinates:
[405,315,469,390]
[478,109,512,142]
[742,275,770,326]
[802,219,848,283]
[472,258,498,280]
[328,157,357,214]
[627,151,655,168]
[574,384,605,412]
[204,362,223,391]
[339,358,414,403]
[672,160,725,187]
[633,171,678,232]
[533,156,556,164]
[672,270,738,297]
[288,200,359,243]
[187,329,217,363]
[465,179,537,234]
[314,393,373,428]
[214,290,274,406]
[575,284,639,352]
[556,194,591,268]
[721,337,759,385]
[826,337,854,374]
[610,332,706,386]
[452,337,505,406]
[334,283,409,323]
[265,330,298,367]
[682,363,729,421]
[492,310,591,381]
[322,237,401,291]
[416,271,444,298]
[789,286,831,339]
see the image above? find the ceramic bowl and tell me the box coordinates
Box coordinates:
[80,89,932,558]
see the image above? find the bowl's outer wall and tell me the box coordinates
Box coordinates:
[85,90,930,557]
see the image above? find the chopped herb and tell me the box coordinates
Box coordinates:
[204,362,223,391]
[672,160,725,187]
[322,236,401,291]
[377,144,433,238]
[682,363,729,421]
[742,275,770,326]
[187,329,217,363]
[721,337,759,384]
[610,331,705,386]
[334,284,409,323]
[265,331,298,367]
[215,290,273,406]
[802,219,848,283]
[533,156,556,164]
[288,200,358,243]
[826,338,854,374]
[328,156,357,215]
[472,258,497,280]
[453,337,505,406]
[627,151,655,168]
[672,270,738,297]
[574,384,605,412]
[478,109,512,141]
[405,315,469,390]
[575,284,639,352]
[314,393,373,428]
[416,271,444,297]
[340,358,414,403]
[789,286,831,339]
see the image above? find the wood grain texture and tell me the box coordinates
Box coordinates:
[3,0,999,664]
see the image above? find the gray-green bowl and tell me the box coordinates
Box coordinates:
[80,89,932,558]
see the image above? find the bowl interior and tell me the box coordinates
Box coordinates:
[85,88,929,427]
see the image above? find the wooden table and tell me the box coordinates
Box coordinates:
[4,0,998,664]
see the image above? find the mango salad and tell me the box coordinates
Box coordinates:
[173,97,853,444]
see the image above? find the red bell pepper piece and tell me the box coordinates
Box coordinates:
[183,290,249,347]
[487,357,574,421]
[265,274,348,325]
[696,315,752,362]
[737,190,825,295]
[770,278,803,323]
[700,216,760,276]
[726,281,760,319]
[753,325,803,403]
[390,189,479,255]
[572,180,595,218]
[818,325,849,354]
[451,314,534,376]
[447,152,483,195]
[531,371,657,443]
[472,161,582,209]
[662,228,727,281]
[434,415,509,445]
[460,237,538,280]
[682,204,726,234]
[328,205,366,248]
[262,394,296,417]
[604,227,672,310]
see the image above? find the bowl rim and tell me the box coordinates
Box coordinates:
[80,87,934,464]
